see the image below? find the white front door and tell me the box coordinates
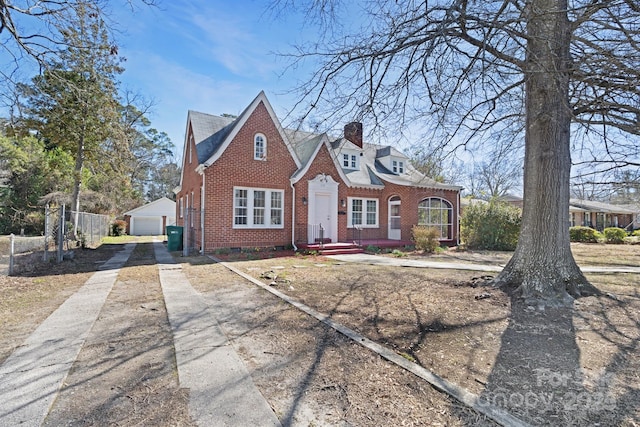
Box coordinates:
[388,198,401,240]
[307,174,339,244]
[314,193,332,241]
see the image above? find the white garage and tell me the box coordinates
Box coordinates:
[123,197,176,236]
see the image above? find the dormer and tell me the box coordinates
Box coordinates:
[338,121,365,171]
[376,146,407,175]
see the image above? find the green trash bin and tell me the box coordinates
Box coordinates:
[166,225,183,251]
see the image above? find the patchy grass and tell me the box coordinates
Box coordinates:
[212,243,640,426]
[2,242,638,426]
[101,235,165,244]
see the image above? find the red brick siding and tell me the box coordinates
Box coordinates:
[293,144,460,244]
[199,101,298,250]
[178,102,460,250]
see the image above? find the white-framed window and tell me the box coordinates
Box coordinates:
[190,191,194,227]
[189,134,194,164]
[270,191,283,225]
[179,197,184,218]
[342,153,358,169]
[348,197,379,228]
[233,187,284,228]
[392,160,404,174]
[254,133,266,160]
[418,197,453,239]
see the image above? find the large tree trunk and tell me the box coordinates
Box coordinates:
[493,0,600,307]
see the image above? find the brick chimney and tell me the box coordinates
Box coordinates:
[344,122,363,148]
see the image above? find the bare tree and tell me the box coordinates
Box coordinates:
[467,159,522,200]
[0,0,156,63]
[276,0,639,306]
[0,0,156,116]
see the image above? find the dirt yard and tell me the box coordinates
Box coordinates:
[1,240,638,426]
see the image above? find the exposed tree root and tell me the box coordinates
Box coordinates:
[492,264,602,309]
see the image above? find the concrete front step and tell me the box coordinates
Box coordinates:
[299,242,364,255]
[317,247,365,256]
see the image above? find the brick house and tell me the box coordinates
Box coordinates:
[174,91,462,253]
[569,199,636,231]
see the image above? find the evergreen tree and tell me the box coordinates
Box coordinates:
[20,4,123,233]
[0,135,74,234]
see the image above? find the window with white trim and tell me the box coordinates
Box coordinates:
[233,187,284,228]
[342,153,358,169]
[392,160,404,174]
[418,197,453,239]
[254,133,266,160]
[348,197,379,227]
[190,191,194,227]
[270,192,283,225]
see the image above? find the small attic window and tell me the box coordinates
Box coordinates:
[254,133,267,160]
[342,153,358,169]
[392,160,404,174]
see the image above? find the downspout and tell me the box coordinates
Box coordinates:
[457,190,461,246]
[201,169,205,255]
[290,180,298,251]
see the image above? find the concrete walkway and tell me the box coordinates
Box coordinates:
[0,243,136,427]
[328,253,640,274]
[153,242,281,427]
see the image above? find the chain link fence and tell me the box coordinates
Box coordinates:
[69,210,110,247]
[0,204,111,275]
[183,207,203,256]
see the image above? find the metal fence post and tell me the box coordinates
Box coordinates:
[57,204,65,263]
[44,204,50,262]
[9,233,15,275]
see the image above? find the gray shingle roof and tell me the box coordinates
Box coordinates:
[188,111,236,164]
[189,110,234,144]
[286,129,324,167]
[569,199,637,214]
[187,106,461,191]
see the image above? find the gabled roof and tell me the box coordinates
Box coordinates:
[331,138,363,152]
[287,130,326,167]
[184,91,462,192]
[124,197,176,216]
[290,135,356,186]
[196,91,301,169]
[375,145,407,159]
[189,111,235,145]
[569,199,637,214]
[364,143,460,190]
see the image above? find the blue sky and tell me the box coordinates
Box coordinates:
[112,0,315,159]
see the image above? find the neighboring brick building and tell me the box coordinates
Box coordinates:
[175,91,462,253]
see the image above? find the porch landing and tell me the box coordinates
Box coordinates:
[297,239,413,255]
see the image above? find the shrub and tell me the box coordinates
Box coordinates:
[632,229,640,237]
[603,227,627,244]
[411,225,440,253]
[391,249,406,257]
[365,245,381,254]
[111,220,127,236]
[460,199,521,251]
[569,226,601,243]
[23,211,45,235]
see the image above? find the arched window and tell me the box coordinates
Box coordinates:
[418,197,453,239]
[254,133,266,160]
